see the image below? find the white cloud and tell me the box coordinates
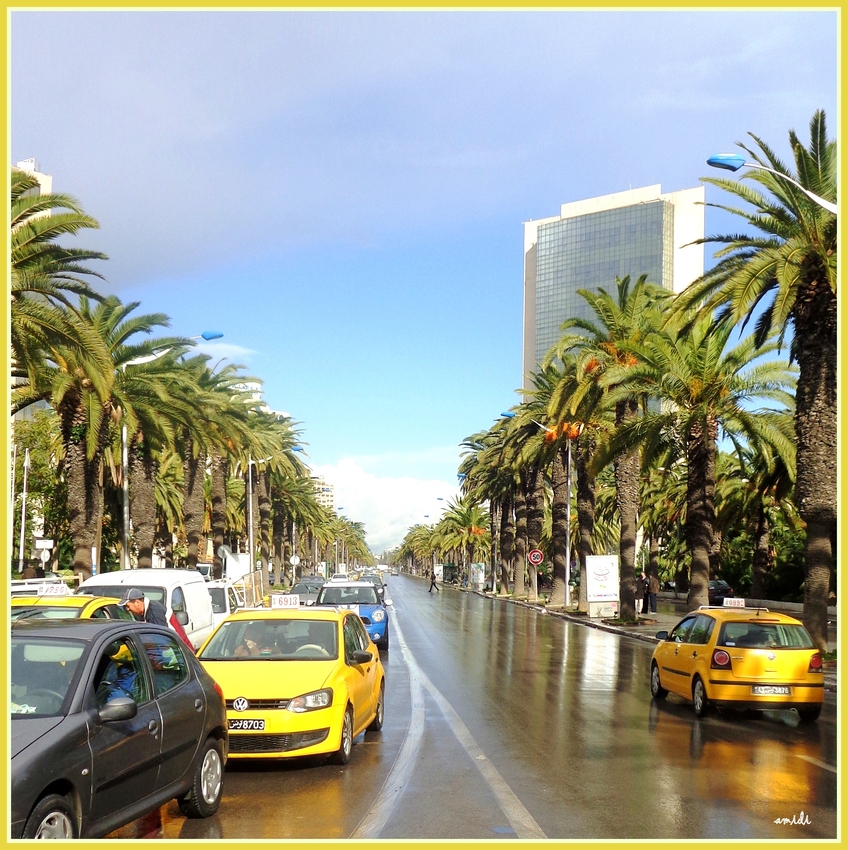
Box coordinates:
[192,341,257,365]
[313,457,461,556]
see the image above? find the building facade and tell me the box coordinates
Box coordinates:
[522,184,705,387]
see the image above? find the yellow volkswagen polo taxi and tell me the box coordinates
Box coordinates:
[197,607,385,764]
[650,606,824,722]
[11,594,134,621]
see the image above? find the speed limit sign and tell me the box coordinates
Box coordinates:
[528,549,544,566]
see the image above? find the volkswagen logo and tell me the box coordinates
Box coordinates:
[233,697,249,712]
[767,652,776,661]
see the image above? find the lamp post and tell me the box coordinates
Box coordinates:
[706,153,837,214]
[120,331,223,570]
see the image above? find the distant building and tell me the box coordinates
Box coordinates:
[311,476,335,509]
[522,184,705,388]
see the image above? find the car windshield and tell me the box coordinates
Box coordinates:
[11,636,86,716]
[10,606,83,620]
[77,584,166,605]
[718,621,816,649]
[317,586,379,606]
[199,619,339,660]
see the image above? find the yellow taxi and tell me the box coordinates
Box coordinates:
[196,607,385,763]
[650,605,824,722]
[11,594,135,621]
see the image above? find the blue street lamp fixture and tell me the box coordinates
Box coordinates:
[197,331,224,341]
[706,154,836,215]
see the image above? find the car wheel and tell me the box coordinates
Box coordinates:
[178,737,224,818]
[22,793,76,839]
[692,676,709,718]
[368,681,385,731]
[650,663,668,700]
[332,705,354,765]
[797,705,822,723]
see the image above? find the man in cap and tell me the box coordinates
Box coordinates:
[119,587,194,651]
[118,588,169,626]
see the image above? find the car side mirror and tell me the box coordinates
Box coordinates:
[385,599,393,606]
[306,599,314,606]
[655,630,669,641]
[175,610,189,626]
[351,650,372,664]
[98,696,138,723]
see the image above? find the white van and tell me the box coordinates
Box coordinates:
[207,579,246,628]
[77,568,215,649]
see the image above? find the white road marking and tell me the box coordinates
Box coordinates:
[795,754,837,773]
[352,610,547,840]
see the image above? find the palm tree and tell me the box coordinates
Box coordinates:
[551,275,670,619]
[11,296,185,578]
[602,313,796,609]
[675,110,836,648]
[436,496,490,577]
[10,168,110,386]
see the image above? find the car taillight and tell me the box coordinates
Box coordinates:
[711,649,732,669]
[809,653,823,672]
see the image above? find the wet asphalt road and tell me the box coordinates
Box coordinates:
[109,574,838,841]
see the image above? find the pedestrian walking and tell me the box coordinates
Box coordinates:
[428,569,440,593]
[648,572,660,614]
[636,571,647,614]
[118,587,194,650]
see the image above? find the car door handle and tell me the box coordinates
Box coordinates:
[195,699,203,712]
[148,720,160,735]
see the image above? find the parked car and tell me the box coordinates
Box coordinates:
[313,580,391,650]
[390,568,399,576]
[650,606,824,721]
[77,568,215,650]
[708,579,734,605]
[11,618,227,838]
[207,580,246,628]
[286,577,325,606]
[11,594,135,621]
[196,607,384,764]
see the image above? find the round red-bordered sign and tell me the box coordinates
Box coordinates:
[528,549,544,566]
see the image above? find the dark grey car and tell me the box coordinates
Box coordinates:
[287,576,325,606]
[11,619,228,839]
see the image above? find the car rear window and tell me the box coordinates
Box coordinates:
[718,621,815,649]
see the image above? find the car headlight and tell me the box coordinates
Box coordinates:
[287,688,333,713]
[371,608,386,622]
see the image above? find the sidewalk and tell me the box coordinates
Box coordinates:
[460,586,837,693]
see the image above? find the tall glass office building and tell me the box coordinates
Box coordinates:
[522,184,705,387]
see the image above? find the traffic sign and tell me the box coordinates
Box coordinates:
[34,539,54,549]
[40,548,52,564]
[289,554,301,567]
[528,549,544,566]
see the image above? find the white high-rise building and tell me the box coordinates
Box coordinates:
[522,184,705,387]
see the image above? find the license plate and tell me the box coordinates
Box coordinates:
[752,685,791,696]
[229,718,265,730]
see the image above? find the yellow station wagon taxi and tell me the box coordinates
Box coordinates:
[650,606,824,722]
[197,607,385,764]
[11,594,135,621]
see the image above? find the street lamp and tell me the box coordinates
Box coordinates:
[120,331,223,570]
[706,153,837,215]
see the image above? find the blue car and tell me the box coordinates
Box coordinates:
[313,581,391,649]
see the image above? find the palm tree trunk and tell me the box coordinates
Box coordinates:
[513,475,528,597]
[128,440,157,568]
[575,433,596,614]
[499,493,514,594]
[525,462,544,601]
[272,497,285,586]
[749,505,770,599]
[257,469,272,576]
[489,500,499,592]
[549,446,569,606]
[210,450,227,580]
[794,283,836,652]
[614,398,640,619]
[183,445,206,569]
[685,418,717,610]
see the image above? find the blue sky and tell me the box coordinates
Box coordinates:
[10,9,838,555]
